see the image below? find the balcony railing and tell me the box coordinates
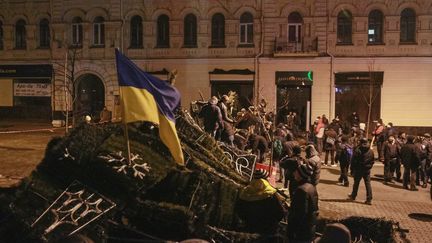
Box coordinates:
[273,37,318,56]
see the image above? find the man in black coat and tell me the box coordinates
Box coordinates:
[383,135,400,183]
[198,96,223,138]
[400,135,421,190]
[348,138,374,205]
[287,164,319,242]
[246,134,268,163]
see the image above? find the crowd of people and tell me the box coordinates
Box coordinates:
[194,94,432,242]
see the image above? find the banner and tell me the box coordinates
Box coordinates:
[14,83,51,97]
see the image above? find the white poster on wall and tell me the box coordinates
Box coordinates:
[14,83,51,97]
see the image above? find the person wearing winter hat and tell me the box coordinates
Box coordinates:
[236,168,285,234]
[287,164,319,242]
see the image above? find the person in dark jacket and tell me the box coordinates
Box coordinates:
[348,138,374,205]
[336,135,352,187]
[246,134,268,163]
[198,96,223,138]
[395,132,407,182]
[305,144,321,186]
[372,119,385,161]
[383,135,400,183]
[400,135,421,191]
[287,164,319,242]
[280,145,303,197]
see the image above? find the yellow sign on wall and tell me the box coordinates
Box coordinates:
[0,79,13,107]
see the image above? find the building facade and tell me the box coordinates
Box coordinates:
[0,0,431,132]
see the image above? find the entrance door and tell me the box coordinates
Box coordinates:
[75,74,105,120]
[211,81,253,115]
[276,85,311,131]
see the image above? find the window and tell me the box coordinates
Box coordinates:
[183,14,197,47]
[400,8,416,43]
[288,12,302,43]
[72,17,83,46]
[39,19,50,48]
[93,16,105,46]
[239,12,254,45]
[368,10,383,44]
[337,10,352,44]
[0,21,3,50]
[211,13,225,47]
[368,10,384,43]
[130,15,143,48]
[15,19,26,49]
[157,14,169,48]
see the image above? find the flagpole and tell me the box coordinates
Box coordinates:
[120,88,132,164]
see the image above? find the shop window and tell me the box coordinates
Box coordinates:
[15,19,26,49]
[400,8,416,43]
[130,15,143,48]
[337,10,352,44]
[71,17,83,46]
[211,13,225,47]
[156,14,170,48]
[39,19,50,48]
[368,10,383,44]
[335,72,383,134]
[239,12,253,45]
[183,14,197,48]
[93,16,105,46]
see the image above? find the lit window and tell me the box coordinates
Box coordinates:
[368,10,383,44]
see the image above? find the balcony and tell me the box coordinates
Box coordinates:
[273,37,319,57]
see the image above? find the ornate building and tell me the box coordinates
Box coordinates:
[0,0,431,132]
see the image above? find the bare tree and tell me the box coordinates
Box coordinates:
[53,45,82,132]
[362,60,380,138]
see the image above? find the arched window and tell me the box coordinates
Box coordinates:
[72,17,83,46]
[157,14,169,48]
[93,16,105,46]
[368,10,383,44]
[183,14,197,48]
[15,19,26,49]
[288,12,302,43]
[211,13,225,47]
[130,15,143,48]
[0,21,3,50]
[239,12,254,45]
[337,10,352,44]
[400,8,416,43]
[39,18,50,48]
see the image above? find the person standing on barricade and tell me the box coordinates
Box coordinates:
[199,96,223,139]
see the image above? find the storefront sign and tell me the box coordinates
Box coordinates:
[0,64,53,78]
[335,72,384,85]
[14,83,52,97]
[276,71,313,86]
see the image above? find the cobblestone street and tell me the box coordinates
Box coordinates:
[317,165,432,242]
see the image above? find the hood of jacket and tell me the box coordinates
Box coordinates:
[306,145,318,158]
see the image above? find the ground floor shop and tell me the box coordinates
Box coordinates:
[0,64,53,120]
[2,57,430,133]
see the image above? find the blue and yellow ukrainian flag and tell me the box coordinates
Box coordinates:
[115,49,184,165]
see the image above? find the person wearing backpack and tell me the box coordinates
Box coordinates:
[383,135,400,184]
[348,138,375,205]
[336,135,352,187]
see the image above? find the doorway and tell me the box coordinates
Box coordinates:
[211,81,254,115]
[276,85,311,131]
[75,74,105,120]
